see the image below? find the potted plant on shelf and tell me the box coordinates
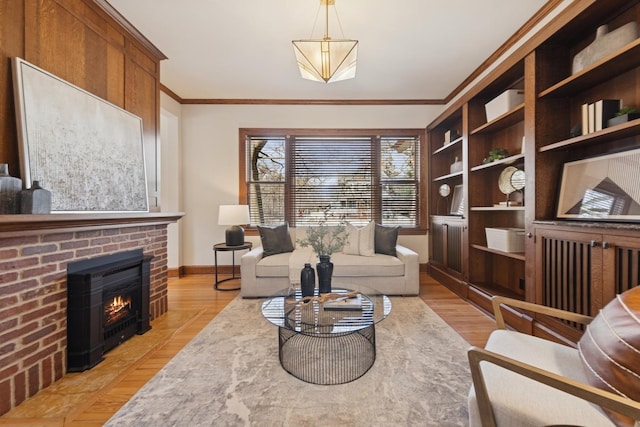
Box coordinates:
[297,208,349,293]
[482,147,509,164]
[608,106,640,127]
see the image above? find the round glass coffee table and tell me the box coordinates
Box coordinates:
[261,285,391,385]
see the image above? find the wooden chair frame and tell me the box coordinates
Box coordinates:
[468,296,640,427]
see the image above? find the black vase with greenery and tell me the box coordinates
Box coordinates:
[316,255,333,293]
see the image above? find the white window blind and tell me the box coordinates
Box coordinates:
[244,131,421,229]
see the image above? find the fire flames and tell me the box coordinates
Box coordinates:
[104,295,132,326]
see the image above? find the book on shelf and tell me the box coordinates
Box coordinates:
[582,99,621,134]
[324,294,362,311]
[595,99,621,131]
[588,103,595,133]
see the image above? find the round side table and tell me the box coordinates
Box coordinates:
[212,242,252,291]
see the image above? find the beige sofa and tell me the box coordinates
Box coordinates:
[240,226,419,298]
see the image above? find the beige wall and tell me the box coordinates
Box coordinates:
[168,103,444,267]
[160,93,183,269]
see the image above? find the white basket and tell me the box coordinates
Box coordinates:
[485,227,525,253]
[485,89,524,122]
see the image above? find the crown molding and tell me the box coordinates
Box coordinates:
[91,0,167,60]
[179,98,444,106]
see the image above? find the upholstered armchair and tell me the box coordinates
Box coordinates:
[467,294,640,427]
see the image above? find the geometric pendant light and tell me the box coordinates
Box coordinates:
[292,0,358,83]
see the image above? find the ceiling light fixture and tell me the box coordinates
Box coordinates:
[292,0,358,83]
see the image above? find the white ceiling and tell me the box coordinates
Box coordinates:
[107,0,548,101]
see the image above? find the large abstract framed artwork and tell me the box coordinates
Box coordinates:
[12,57,148,213]
[556,148,640,221]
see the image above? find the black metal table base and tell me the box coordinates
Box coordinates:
[214,276,241,291]
[213,242,251,291]
[278,325,376,385]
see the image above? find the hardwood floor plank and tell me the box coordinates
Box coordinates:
[0,273,495,425]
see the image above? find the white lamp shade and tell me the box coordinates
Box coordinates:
[218,205,250,225]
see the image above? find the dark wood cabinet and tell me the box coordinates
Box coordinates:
[533,224,640,342]
[428,216,467,297]
[467,69,526,301]
[427,107,468,296]
[428,0,640,342]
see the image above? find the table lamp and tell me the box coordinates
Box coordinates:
[218,204,250,246]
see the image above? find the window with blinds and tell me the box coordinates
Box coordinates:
[292,136,373,226]
[243,130,422,229]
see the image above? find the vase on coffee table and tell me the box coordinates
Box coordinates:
[316,255,333,294]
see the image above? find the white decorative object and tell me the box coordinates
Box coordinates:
[572,22,639,74]
[485,227,525,253]
[485,89,524,122]
[450,157,462,174]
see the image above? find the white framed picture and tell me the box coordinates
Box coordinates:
[450,185,465,216]
[556,148,640,221]
[12,57,148,213]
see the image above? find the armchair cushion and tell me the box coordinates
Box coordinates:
[469,330,615,426]
[578,286,640,427]
[257,223,294,257]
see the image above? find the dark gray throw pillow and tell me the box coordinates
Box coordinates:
[375,224,400,256]
[258,223,294,257]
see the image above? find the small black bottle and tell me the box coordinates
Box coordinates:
[300,263,315,297]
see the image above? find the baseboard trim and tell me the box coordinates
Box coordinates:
[181,265,240,276]
[167,266,187,278]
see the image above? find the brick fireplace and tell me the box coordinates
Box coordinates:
[0,213,181,415]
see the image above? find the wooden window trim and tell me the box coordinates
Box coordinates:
[239,128,428,235]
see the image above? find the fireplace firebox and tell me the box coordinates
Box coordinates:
[66,249,152,372]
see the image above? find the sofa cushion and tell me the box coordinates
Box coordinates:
[343,222,375,256]
[258,223,294,257]
[578,286,640,427]
[330,252,404,277]
[255,252,292,277]
[375,224,399,256]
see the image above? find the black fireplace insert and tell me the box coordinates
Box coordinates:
[66,249,152,372]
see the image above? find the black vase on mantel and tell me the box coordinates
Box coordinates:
[316,255,333,294]
[0,163,22,214]
[300,263,315,297]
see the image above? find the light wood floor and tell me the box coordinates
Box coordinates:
[0,272,495,426]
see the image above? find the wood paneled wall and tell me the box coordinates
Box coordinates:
[0,0,165,208]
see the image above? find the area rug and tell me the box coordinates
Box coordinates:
[105,296,472,426]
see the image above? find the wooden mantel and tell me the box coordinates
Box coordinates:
[0,212,184,236]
